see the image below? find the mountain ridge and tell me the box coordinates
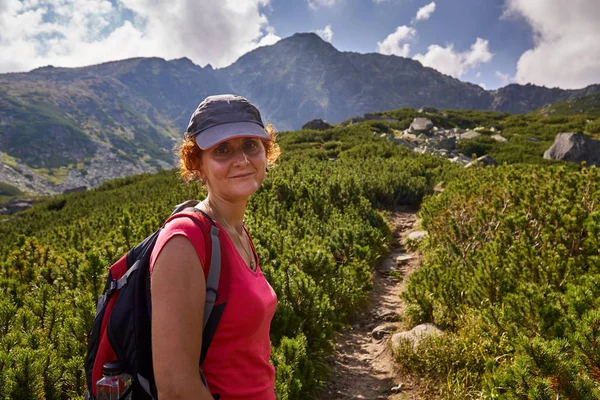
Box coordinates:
[1,32,599,195]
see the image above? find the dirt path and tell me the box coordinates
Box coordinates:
[316,209,422,400]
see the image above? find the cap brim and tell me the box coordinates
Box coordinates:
[195,121,271,150]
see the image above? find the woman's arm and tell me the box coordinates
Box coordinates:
[151,235,214,399]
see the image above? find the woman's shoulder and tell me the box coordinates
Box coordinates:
[150,214,208,275]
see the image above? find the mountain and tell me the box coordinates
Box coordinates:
[1,32,599,195]
[532,93,600,117]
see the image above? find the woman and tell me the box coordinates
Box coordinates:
[149,94,280,399]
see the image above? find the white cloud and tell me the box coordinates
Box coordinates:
[479,82,487,89]
[308,0,337,10]
[496,71,512,86]
[314,25,333,43]
[504,0,600,89]
[0,0,279,73]
[413,38,493,78]
[415,2,436,21]
[377,25,416,57]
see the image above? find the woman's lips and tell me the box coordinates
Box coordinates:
[230,172,253,179]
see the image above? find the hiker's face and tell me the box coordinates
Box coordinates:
[199,137,267,202]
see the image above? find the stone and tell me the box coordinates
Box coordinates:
[409,118,434,133]
[527,136,541,142]
[402,131,418,141]
[0,198,35,215]
[391,323,443,350]
[437,136,456,150]
[544,132,600,167]
[492,134,508,143]
[407,231,428,242]
[460,130,481,140]
[301,119,333,131]
[372,323,398,340]
[395,254,416,265]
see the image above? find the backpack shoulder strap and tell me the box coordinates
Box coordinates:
[164,207,221,330]
[164,204,227,367]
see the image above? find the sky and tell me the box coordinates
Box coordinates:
[0,0,598,90]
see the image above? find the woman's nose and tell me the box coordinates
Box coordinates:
[233,147,250,164]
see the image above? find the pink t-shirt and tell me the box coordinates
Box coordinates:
[149,215,277,400]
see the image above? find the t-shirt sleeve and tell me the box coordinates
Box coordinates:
[149,216,207,279]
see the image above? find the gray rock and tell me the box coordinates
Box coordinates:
[391,323,443,350]
[0,198,35,215]
[407,231,428,242]
[301,119,333,130]
[437,136,456,150]
[460,130,481,140]
[544,132,600,166]
[492,134,508,143]
[450,154,473,165]
[402,131,418,141]
[409,118,434,133]
[527,136,541,142]
[395,254,416,265]
[372,323,398,340]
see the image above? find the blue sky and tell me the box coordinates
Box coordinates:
[266,0,536,89]
[0,0,597,90]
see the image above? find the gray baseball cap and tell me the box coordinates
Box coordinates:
[185,94,271,150]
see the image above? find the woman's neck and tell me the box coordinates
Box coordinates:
[202,195,247,232]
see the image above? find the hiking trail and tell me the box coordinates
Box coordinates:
[317,209,422,400]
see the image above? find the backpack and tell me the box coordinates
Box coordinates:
[84,200,228,400]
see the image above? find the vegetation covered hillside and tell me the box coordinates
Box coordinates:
[0,122,450,399]
[1,102,599,399]
[398,165,600,399]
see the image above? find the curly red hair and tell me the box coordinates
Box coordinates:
[178,124,280,183]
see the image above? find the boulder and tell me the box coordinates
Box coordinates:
[409,118,434,133]
[407,231,428,242]
[449,154,473,165]
[301,119,333,131]
[492,134,508,143]
[436,136,456,150]
[544,132,600,166]
[372,323,398,340]
[0,198,35,215]
[402,131,418,141]
[391,323,443,351]
[460,130,481,140]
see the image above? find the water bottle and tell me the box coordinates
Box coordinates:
[96,361,132,400]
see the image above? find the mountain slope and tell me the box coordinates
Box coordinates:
[222,33,493,130]
[0,32,599,195]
